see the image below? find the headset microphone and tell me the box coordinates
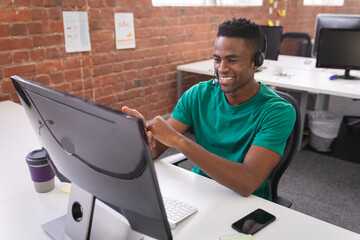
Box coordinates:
[212,70,217,86]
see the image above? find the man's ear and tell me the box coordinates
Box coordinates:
[251,61,258,71]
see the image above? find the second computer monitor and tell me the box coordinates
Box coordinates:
[313,14,360,56]
[260,26,283,61]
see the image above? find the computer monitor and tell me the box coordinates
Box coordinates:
[11,75,172,240]
[260,26,283,60]
[313,13,360,56]
[316,28,360,80]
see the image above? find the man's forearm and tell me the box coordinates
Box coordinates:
[151,139,169,159]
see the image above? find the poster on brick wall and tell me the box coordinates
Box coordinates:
[114,13,136,49]
[62,11,91,53]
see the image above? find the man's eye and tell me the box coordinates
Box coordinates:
[214,58,221,63]
[229,59,237,63]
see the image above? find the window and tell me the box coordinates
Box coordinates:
[152,0,263,7]
[303,0,344,6]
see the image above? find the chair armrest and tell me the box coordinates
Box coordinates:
[160,153,187,166]
[273,196,292,208]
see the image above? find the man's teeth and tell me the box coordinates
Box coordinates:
[220,77,232,82]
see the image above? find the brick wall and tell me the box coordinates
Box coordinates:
[0,0,358,120]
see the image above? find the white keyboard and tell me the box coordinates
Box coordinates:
[162,195,198,229]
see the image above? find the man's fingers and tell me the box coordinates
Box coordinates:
[122,106,146,126]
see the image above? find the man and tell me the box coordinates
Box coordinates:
[123,17,295,200]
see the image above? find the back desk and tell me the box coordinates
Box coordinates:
[1,100,360,239]
[177,55,360,150]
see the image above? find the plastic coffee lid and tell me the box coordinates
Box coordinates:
[26,149,48,165]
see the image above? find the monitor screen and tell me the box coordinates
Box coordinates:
[316,28,360,80]
[313,13,360,56]
[11,75,172,239]
[260,26,283,60]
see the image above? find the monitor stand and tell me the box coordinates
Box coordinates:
[336,69,360,80]
[42,184,144,240]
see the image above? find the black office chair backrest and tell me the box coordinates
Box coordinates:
[280,32,312,57]
[268,90,301,207]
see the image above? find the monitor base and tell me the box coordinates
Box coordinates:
[42,205,144,240]
[336,75,360,80]
[336,69,360,80]
[42,184,144,240]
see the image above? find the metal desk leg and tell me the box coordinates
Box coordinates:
[314,94,330,111]
[177,70,183,101]
[298,91,309,151]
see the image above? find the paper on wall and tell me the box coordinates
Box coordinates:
[62,11,91,53]
[114,13,136,49]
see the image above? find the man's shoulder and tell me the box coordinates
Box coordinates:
[184,79,218,97]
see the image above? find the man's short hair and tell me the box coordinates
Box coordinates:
[217,17,263,55]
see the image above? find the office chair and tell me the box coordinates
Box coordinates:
[280,32,312,57]
[161,90,301,208]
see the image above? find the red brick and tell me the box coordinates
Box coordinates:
[88,0,101,7]
[35,75,51,85]
[65,69,81,81]
[33,0,45,6]
[113,63,123,72]
[91,30,113,42]
[115,51,134,61]
[76,0,86,7]
[82,68,91,78]
[1,80,15,93]
[14,0,31,6]
[33,35,62,47]
[0,95,11,102]
[46,47,65,59]
[83,88,93,100]
[64,57,82,69]
[92,64,112,76]
[13,51,30,63]
[0,10,31,22]
[92,53,114,65]
[10,24,28,36]
[0,53,12,65]
[92,42,113,53]
[37,60,64,74]
[30,48,46,60]
[11,93,20,103]
[48,9,61,20]
[70,80,83,91]
[28,22,43,34]
[43,21,62,33]
[104,0,115,7]
[54,83,70,93]
[44,0,62,7]
[4,64,36,77]
[31,9,48,21]
[50,72,64,84]
[82,56,91,66]
[0,38,32,51]
[3,0,13,7]
[96,94,116,105]
[83,78,93,89]
[0,24,10,37]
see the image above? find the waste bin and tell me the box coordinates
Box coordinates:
[308,111,342,152]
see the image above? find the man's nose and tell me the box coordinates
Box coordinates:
[218,61,229,72]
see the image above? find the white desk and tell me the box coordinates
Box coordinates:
[177,55,360,150]
[1,100,360,240]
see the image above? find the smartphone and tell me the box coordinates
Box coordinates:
[231,208,276,235]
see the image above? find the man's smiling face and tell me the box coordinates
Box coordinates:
[213,36,257,95]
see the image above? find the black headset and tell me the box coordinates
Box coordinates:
[254,29,267,67]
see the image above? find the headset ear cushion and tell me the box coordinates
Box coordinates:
[255,52,265,67]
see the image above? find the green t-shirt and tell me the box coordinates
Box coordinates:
[171,80,296,200]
